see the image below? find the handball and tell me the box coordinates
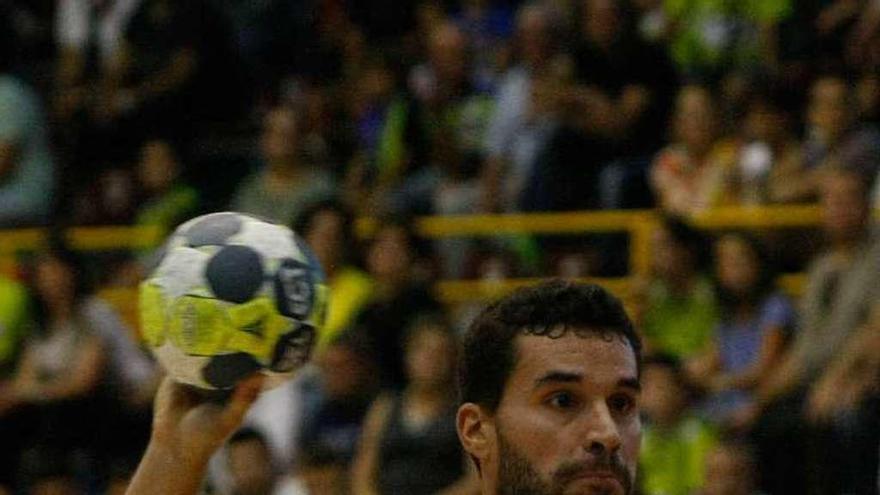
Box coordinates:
[139,212,327,390]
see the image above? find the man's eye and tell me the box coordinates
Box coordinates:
[609,394,635,415]
[548,391,578,410]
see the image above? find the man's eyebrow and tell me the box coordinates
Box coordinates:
[534,371,583,389]
[533,373,642,391]
[618,377,641,392]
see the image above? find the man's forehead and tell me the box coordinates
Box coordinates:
[511,330,638,380]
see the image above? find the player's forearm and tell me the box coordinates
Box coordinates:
[126,441,209,495]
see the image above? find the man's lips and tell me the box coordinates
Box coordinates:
[562,469,627,492]
[569,470,623,482]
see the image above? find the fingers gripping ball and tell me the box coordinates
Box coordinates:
[140,212,327,390]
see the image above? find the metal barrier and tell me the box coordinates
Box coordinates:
[0,205,829,309]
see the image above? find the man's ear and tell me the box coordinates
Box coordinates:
[457,402,495,471]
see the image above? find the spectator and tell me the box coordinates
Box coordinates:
[343,56,427,216]
[0,272,29,490]
[451,0,515,91]
[692,233,795,425]
[350,218,441,390]
[351,316,476,495]
[640,354,718,495]
[664,0,792,79]
[697,438,761,495]
[481,2,563,213]
[70,167,137,226]
[53,0,142,122]
[732,93,801,205]
[528,0,677,211]
[769,76,880,203]
[232,105,336,224]
[134,139,198,240]
[0,244,106,487]
[804,301,880,494]
[651,85,738,215]
[639,216,719,361]
[750,169,880,494]
[294,200,373,352]
[0,34,55,227]
[0,241,156,486]
[99,0,247,147]
[407,21,494,185]
[226,428,303,495]
[296,334,378,492]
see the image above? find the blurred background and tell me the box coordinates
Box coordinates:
[0,0,878,493]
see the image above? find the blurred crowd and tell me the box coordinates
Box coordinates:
[0,0,879,494]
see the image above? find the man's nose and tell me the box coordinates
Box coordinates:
[579,400,622,458]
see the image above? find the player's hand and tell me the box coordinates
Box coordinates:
[125,375,264,495]
[149,374,265,468]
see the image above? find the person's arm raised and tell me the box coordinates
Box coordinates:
[126,375,264,495]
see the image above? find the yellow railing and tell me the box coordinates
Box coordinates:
[1,205,832,311]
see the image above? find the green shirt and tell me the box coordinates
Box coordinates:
[642,276,719,359]
[0,275,29,375]
[665,0,791,75]
[136,185,199,240]
[640,416,718,495]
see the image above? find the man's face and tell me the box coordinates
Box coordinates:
[468,331,641,495]
[821,173,869,244]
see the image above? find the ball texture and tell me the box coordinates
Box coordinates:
[139,212,327,390]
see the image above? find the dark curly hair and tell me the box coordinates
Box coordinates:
[459,280,641,411]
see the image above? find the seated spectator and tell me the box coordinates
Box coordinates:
[350,218,441,391]
[232,105,336,224]
[351,316,476,495]
[481,2,562,213]
[651,85,738,215]
[226,428,303,495]
[769,76,880,203]
[640,354,718,495]
[0,42,55,227]
[697,438,761,495]
[451,0,514,91]
[730,93,801,205]
[749,169,880,494]
[803,300,880,494]
[0,241,156,488]
[71,167,137,226]
[639,216,719,361]
[0,244,107,486]
[134,139,198,240]
[343,55,427,215]
[692,234,795,424]
[296,334,378,492]
[295,200,373,352]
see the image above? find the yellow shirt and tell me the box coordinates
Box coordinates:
[317,267,374,351]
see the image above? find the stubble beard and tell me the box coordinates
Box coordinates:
[495,428,633,495]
